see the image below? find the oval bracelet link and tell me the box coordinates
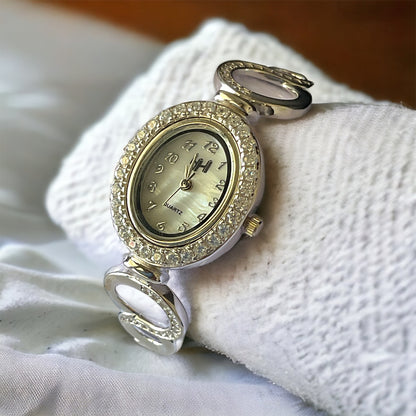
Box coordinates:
[104,260,189,355]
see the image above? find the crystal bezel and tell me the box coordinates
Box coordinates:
[110,100,261,268]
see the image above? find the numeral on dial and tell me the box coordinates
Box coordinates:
[157,221,166,231]
[215,179,226,191]
[165,152,179,164]
[178,222,190,232]
[197,213,206,222]
[218,161,227,170]
[182,140,197,151]
[147,200,157,211]
[148,181,157,193]
[203,141,219,154]
[155,164,164,174]
[208,197,219,208]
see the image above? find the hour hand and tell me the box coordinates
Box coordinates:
[184,153,198,180]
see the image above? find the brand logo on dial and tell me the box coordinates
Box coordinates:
[163,201,183,216]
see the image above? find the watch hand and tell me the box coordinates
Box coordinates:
[163,186,182,206]
[164,172,196,206]
[165,154,199,207]
[184,164,189,181]
[184,153,199,180]
[185,172,195,182]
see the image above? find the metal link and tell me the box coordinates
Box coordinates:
[104,258,189,355]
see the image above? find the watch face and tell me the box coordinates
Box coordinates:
[128,121,236,245]
[112,101,261,268]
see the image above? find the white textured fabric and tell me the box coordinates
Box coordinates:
[0,2,327,416]
[11,5,410,416]
[46,17,416,416]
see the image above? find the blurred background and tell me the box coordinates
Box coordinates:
[34,0,415,108]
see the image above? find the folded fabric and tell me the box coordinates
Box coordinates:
[46,19,416,416]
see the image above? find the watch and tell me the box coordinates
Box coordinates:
[104,60,313,354]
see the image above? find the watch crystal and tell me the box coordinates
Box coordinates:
[110,101,261,268]
[134,128,231,239]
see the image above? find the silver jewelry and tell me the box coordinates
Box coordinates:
[104,60,313,354]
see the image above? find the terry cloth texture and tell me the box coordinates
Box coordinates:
[3,4,326,415]
[47,19,416,416]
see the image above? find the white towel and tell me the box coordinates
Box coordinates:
[0,2,327,415]
[46,18,416,416]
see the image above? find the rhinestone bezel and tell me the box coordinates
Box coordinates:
[110,100,261,268]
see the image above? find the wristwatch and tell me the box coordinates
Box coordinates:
[104,60,313,354]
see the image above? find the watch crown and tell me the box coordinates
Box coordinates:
[243,214,263,238]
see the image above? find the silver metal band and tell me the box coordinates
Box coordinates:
[214,60,313,119]
[104,258,189,355]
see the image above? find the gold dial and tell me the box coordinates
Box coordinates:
[129,123,233,244]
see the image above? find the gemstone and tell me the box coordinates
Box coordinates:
[218,223,231,235]
[139,245,150,258]
[239,124,251,135]
[167,253,179,264]
[206,102,216,112]
[160,110,172,123]
[174,104,186,114]
[195,244,206,256]
[127,142,136,151]
[218,107,230,118]
[181,251,192,263]
[226,213,236,224]
[113,214,123,226]
[208,234,219,246]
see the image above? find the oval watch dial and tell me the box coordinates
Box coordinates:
[133,128,231,239]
